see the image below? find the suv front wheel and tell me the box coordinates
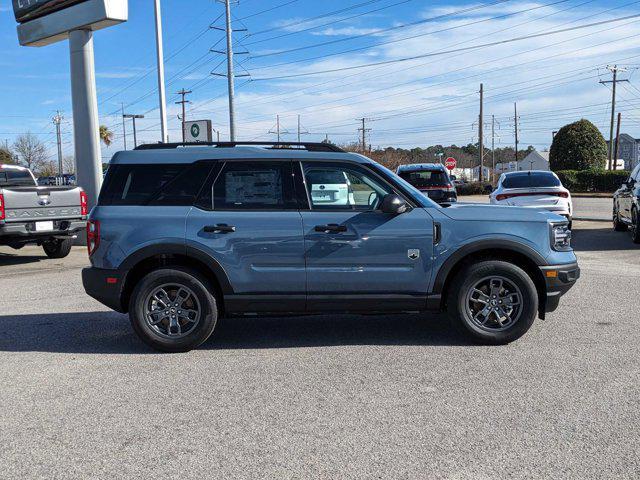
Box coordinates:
[447,260,538,345]
[129,268,218,352]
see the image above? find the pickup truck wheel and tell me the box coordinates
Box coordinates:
[42,238,73,259]
[129,268,218,353]
[447,260,538,345]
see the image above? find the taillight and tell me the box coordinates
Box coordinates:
[496,191,569,201]
[87,220,100,256]
[80,191,88,216]
[0,194,4,221]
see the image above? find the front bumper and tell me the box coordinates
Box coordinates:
[539,262,580,314]
[82,267,128,313]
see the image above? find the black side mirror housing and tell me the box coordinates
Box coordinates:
[381,193,408,215]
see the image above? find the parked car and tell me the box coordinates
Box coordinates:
[83,142,579,352]
[613,163,640,242]
[490,171,573,226]
[396,163,457,204]
[0,164,87,258]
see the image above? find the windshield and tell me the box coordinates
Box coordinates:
[398,169,448,188]
[502,172,560,189]
[0,169,35,187]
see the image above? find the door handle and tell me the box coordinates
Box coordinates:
[314,224,347,233]
[204,224,236,234]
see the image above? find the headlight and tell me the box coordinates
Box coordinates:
[550,223,571,251]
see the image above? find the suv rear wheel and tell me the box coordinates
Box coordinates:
[129,268,218,352]
[447,260,538,345]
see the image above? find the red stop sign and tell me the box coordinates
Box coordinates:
[445,157,456,170]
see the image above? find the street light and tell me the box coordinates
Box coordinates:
[123,114,145,148]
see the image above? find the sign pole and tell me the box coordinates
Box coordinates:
[69,29,102,212]
[154,0,169,143]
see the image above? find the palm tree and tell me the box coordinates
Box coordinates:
[99,125,114,147]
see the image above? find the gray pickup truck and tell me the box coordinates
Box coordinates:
[0,164,87,258]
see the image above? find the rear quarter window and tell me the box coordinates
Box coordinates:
[99,163,213,206]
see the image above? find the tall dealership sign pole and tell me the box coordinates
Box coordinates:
[13,0,128,214]
[154,0,169,143]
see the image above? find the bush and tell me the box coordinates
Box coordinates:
[456,182,493,196]
[550,119,607,171]
[555,169,628,193]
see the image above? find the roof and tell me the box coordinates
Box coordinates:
[396,163,446,172]
[0,164,28,171]
[502,170,558,177]
[109,145,368,165]
[521,150,549,163]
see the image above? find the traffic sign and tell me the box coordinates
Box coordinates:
[445,157,457,170]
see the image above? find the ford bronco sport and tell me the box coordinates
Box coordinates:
[82,142,579,352]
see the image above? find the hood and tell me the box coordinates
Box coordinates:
[440,204,565,223]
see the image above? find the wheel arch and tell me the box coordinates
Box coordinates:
[434,241,547,315]
[119,244,233,314]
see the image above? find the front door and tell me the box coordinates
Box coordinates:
[186,160,305,312]
[299,161,434,310]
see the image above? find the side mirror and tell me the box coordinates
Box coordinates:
[381,193,408,215]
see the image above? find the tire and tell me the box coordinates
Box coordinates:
[632,208,640,244]
[447,260,538,345]
[129,267,218,352]
[42,238,73,258]
[613,206,627,232]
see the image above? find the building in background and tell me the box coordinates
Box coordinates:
[607,134,640,170]
[495,150,550,173]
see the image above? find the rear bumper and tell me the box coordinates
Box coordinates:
[539,262,580,314]
[82,267,127,313]
[0,219,86,244]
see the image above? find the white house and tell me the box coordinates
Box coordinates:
[496,151,550,173]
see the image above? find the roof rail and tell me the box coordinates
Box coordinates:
[134,141,345,153]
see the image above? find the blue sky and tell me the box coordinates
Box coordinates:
[1,0,640,161]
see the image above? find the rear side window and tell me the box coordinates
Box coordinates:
[211,161,296,210]
[502,172,561,189]
[398,169,448,188]
[100,163,213,206]
[0,169,34,187]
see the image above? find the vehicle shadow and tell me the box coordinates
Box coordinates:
[0,311,472,354]
[572,227,640,252]
[0,252,47,266]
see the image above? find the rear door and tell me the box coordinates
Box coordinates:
[186,160,306,311]
[298,161,434,310]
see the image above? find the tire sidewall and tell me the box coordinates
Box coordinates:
[450,261,538,344]
[129,268,218,352]
[632,208,640,243]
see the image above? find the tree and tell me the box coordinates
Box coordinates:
[13,133,48,172]
[63,155,76,174]
[549,119,607,171]
[99,125,114,147]
[39,161,58,177]
[0,146,16,165]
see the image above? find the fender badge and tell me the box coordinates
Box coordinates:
[408,249,420,260]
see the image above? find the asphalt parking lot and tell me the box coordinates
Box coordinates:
[1,220,639,479]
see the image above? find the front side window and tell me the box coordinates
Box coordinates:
[212,161,296,210]
[303,163,391,210]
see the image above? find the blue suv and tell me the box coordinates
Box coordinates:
[82,142,579,352]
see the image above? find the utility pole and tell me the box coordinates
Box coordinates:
[121,103,127,150]
[269,115,288,142]
[514,102,519,165]
[154,0,169,143]
[123,113,145,148]
[175,89,192,143]
[223,0,236,141]
[491,115,499,182]
[52,111,63,180]
[478,83,484,182]
[358,118,371,153]
[614,112,622,170]
[600,65,629,170]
